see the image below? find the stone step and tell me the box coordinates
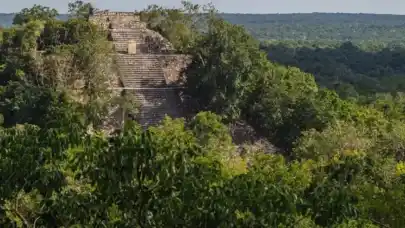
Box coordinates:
[116,65,164,72]
[116,60,162,67]
[113,43,165,54]
[110,21,147,29]
[120,73,164,78]
[111,32,144,42]
[110,28,145,32]
[113,42,131,52]
[115,54,167,60]
[112,42,148,52]
[134,90,169,100]
[115,53,182,58]
[119,69,163,73]
[119,72,165,87]
[115,57,164,68]
[119,70,164,75]
[121,74,164,79]
[110,32,143,38]
[115,54,164,58]
[120,74,164,81]
[126,89,181,127]
[122,81,164,87]
[117,63,161,67]
[120,79,165,88]
[115,53,167,87]
[112,38,143,43]
[118,67,163,72]
[110,28,143,34]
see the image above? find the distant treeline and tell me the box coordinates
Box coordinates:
[0,14,68,27]
[221,13,405,41]
[2,12,405,42]
[0,13,13,27]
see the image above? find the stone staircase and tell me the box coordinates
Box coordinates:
[109,20,146,30]
[110,29,144,42]
[115,54,166,87]
[126,89,181,126]
[95,11,183,127]
[110,28,144,53]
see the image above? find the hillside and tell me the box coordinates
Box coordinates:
[2,13,405,42]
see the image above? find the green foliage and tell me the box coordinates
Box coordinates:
[2,11,405,42]
[262,40,405,97]
[3,2,405,227]
[222,13,405,42]
[190,111,232,145]
[334,220,379,228]
[0,116,316,227]
[1,10,113,127]
[138,1,211,52]
[68,0,95,20]
[13,5,58,25]
[295,121,372,163]
[0,82,85,131]
[185,15,269,120]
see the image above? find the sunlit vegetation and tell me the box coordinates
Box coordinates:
[1,1,405,227]
[261,40,405,99]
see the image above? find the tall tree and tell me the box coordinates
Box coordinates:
[185,14,270,120]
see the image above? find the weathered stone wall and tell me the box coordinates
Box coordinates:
[161,55,192,85]
[142,30,174,53]
[91,11,175,54]
[90,11,141,30]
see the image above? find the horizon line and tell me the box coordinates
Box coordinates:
[1,11,405,16]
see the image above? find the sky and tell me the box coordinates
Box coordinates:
[0,0,404,14]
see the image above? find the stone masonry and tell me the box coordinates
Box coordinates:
[90,11,191,127]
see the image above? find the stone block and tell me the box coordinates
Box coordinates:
[128,41,137,54]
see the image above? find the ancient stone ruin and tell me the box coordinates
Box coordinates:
[89,11,276,150]
[90,11,191,128]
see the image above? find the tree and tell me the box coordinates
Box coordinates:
[138,1,209,52]
[68,0,95,20]
[13,5,58,25]
[4,1,405,227]
[185,14,270,120]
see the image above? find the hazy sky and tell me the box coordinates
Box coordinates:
[1,0,404,14]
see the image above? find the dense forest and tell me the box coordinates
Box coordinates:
[222,13,405,41]
[3,1,405,227]
[2,12,405,41]
[261,40,405,98]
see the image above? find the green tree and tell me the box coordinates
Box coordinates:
[68,0,95,20]
[13,5,58,25]
[185,15,270,120]
[138,1,209,52]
